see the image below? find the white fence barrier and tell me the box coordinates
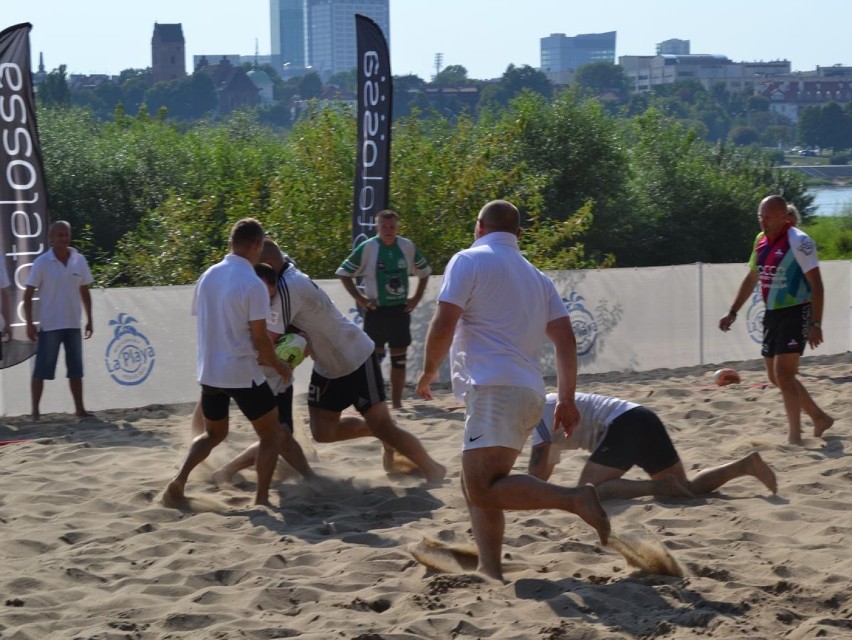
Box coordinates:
[1,261,848,417]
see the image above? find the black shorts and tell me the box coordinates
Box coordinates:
[589,407,680,475]
[200,381,276,422]
[276,385,294,432]
[761,303,810,358]
[363,305,411,350]
[308,353,386,414]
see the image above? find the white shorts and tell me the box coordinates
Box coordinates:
[462,385,545,452]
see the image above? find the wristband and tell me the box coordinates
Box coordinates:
[728,309,737,318]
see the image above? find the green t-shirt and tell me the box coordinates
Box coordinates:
[337,236,430,307]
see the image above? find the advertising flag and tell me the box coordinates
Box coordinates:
[352,14,392,247]
[0,23,49,368]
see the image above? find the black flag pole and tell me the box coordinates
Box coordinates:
[352,14,392,248]
[0,23,49,368]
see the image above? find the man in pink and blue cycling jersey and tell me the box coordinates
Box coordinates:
[719,195,833,444]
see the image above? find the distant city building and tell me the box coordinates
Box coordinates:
[271,0,307,69]
[755,65,852,124]
[656,39,690,55]
[247,68,275,104]
[193,54,243,71]
[269,0,390,80]
[540,31,616,85]
[619,53,791,93]
[193,54,276,73]
[196,57,260,114]
[151,23,186,83]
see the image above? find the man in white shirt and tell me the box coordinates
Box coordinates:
[259,239,445,483]
[23,221,93,420]
[165,219,292,507]
[416,199,609,581]
[529,392,777,500]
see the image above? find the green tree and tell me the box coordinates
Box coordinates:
[328,69,357,93]
[392,74,426,118]
[623,109,811,266]
[478,64,552,113]
[730,125,759,146]
[37,65,71,106]
[433,64,469,85]
[297,72,323,99]
[573,62,629,100]
[497,90,629,265]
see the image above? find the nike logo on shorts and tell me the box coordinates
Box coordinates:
[469,434,484,442]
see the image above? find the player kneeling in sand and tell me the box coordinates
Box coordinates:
[529,392,778,500]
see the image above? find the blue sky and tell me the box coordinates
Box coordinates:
[5,0,851,79]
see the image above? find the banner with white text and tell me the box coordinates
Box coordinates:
[351,14,392,247]
[0,23,48,368]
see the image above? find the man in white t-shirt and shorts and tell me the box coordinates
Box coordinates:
[416,199,610,581]
[529,392,778,500]
[218,238,446,484]
[209,262,316,484]
[165,219,292,507]
[23,221,94,420]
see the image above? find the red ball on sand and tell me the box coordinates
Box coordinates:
[714,368,741,386]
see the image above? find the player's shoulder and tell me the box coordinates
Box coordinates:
[788,225,817,253]
[281,266,321,291]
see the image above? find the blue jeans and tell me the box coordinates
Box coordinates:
[33,328,84,380]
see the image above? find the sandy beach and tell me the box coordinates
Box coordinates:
[1,352,850,639]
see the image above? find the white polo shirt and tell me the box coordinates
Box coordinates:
[25,247,94,331]
[438,232,569,398]
[271,265,374,379]
[192,254,270,388]
[532,392,639,453]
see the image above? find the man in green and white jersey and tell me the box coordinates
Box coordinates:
[337,210,431,409]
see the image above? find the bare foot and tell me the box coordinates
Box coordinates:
[746,452,778,494]
[212,468,234,488]
[653,474,695,498]
[31,412,40,422]
[164,478,185,501]
[813,414,834,438]
[76,410,94,418]
[382,446,395,473]
[423,461,447,484]
[570,484,611,546]
[475,565,507,584]
[787,436,803,446]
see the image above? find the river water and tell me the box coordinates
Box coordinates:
[808,185,852,216]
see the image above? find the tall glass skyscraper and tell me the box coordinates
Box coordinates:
[270,0,389,78]
[540,31,616,73]
[271,0,307,68]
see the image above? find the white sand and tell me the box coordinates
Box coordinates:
[1,353,850,639]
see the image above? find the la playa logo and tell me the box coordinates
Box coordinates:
[563,292,598,356]
[745,292,764,344]
[104,313,156,386]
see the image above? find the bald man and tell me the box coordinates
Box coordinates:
[719,195,833,444]
[417,199,609,581]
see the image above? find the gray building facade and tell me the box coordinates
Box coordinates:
[270,0,389,79]
[541,31,616,72]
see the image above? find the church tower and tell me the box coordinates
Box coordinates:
[151,23,186,83]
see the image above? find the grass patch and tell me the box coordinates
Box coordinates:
[802,209,852,259]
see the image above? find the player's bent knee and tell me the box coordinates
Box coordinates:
[390,354,406,370]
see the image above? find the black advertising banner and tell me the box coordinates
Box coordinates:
[352,13,392,247]
[0,23,48,368]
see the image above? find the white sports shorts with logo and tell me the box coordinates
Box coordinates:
[462,385,545,452]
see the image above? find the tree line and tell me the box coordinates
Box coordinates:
[35,80,812,288]
[40,59,829,151]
